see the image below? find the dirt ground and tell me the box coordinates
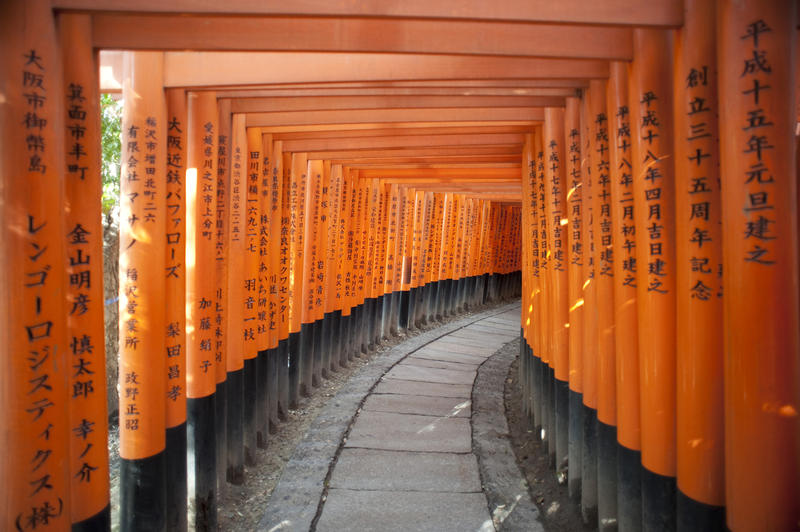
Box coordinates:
[504,356,593,532]
[108,302,502,531]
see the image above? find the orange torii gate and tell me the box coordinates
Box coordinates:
[1,1,799,532]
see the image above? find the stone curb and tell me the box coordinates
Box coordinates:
[472,331,545,531]
[257,301,521,532]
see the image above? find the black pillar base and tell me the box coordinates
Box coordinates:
[276,339,289,420]
[215,380,227,498]
[642,467,676,532]
[299,322,314,396]
[226,368,244,485]
[568,388,584,502]
[242,357,257,466]
[287,332,301,409]
[582,404,599,527]
[256,349,269,448]
[617,444,642,532]
[598,420,619,531]
[120,451,166,532]
[555,378,570,473]
[677,488,726,532]
[312,319,324,386]
[166,421,187,532]
[187,394,217,531]
[72,504,111,532]
[266,346,279,432]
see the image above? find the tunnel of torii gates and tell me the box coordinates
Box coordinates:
[1,0,799,531]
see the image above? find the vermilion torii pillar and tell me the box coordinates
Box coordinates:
[629,29,678,531]
[186,90,219,531]
[59,13,111,531]
[543,107,570,480]
[164,87,188,532]
[118,51,168,532]
[606,60,642,532]
[674,0,725,528]
[564,97,585,504]
[2,1,72,530]
[718,1,800,529]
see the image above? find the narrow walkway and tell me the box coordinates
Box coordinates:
[259,301,531,532]
[316,308,521,531]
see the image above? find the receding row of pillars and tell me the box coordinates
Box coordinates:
[0,3,523,530]
[519,2,799,531]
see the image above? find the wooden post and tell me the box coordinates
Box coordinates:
[242,127,261,465]
[277,151,292,417]
[288,152,308,405]
[606,60,642,532]
[225,114,246,485]
[544,106,571,477]
[214,101,230,495]
[588,79,619,530]
[718,1,800,529]
[58,13,111,531]
[118,52,169,532]
[301,160,321,389]
[164,87,188,531]
[580,87,599,526]
[563,98,585,503]
[267,140,285,429]
[673,0,725,528]
[629,29,678,530]
[186,90,218,530]
[1,2,72,530]
[325,164,344,371]
[256,132,272,448]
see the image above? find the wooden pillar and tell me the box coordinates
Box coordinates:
[268,140,285,428]
[118,51,169,532]
[164,87,188,531]
[673,0,725,528]
[2,2,71,530]
[301,160,321,389]
[58,13,111,531]
[316,162,332,374]
[325,164,344,370]
[580,87,599,526]
[278,151,293,414]
[242,127,261,465]
[224,115,246,485]
[186,91,218,530]
[214,101,230,496]
[256,132,272,448]
[287,152,308,404]
[564,97,585,503]
[337,170,354,362]
[544,106,570,476]
[588,79,619,530]
[718,1,800,529]
[606,60,642,532]
[629,29,678,530]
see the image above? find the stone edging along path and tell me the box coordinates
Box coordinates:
[258,301,540,531]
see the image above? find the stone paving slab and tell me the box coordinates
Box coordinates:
[372,378,473,398]
[345,410,472,453]
[467,324,520,336]
[425,340,493,356]
[316,489,493,532]
[399,357,479,372]
[385,364,477,385]
[408,350,487,366]
[453,328,518,341]
[329,448,482,492]
[363,393,471,418]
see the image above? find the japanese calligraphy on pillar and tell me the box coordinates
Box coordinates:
[61,17,110,520]
[118,51,167,465]
[226,115,246,375]
[593,107,613,278]
[165,90,186,410]
[243,130,261,348]
[738,20,778,266]
[11,36,71,529]
[638,90,670,293]
[613,100,636,287]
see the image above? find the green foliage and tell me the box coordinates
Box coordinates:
[100,93,122,217]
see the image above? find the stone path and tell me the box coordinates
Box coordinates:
[260,302,540,532]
